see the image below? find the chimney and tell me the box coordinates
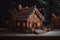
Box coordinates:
[19,4,22,10]
[26,6,29,9]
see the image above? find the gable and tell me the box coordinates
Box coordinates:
[34,8,44,21]
[28,7,44,22]
[28,13,40,22]
[28,13,43,28]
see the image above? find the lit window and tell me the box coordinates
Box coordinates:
[23,22,25,27]
[37,21,40,27]
[33,14,37,18]
[34,15,37,18]
[29,21,33,28]
[30,23,32,28]
[17,22,20,27]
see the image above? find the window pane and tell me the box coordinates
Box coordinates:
[23,22,25,27]
[17,22,20,27]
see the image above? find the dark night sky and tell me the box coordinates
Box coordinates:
[0,0,9,20]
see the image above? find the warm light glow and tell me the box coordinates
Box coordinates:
[29,21,33,28]
[19,4,22,10]
[30,24,32,28]
[23,22,25,27]
[17,22,20,27]
[28,9,43,29]
[34,14,37,18]
[37,21,40,27]
[26,6,29,9]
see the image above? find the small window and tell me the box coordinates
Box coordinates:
[17,22,20,27]
[29,21,33,28]
[23,22,25,27]
[37,21,40,27]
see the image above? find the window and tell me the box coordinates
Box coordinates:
[23,22,25,27]
[17,22,20,27]
[37,21,41,27]
[29,21,33,28]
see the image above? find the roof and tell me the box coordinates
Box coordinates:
[16,8,33,20]
[16,7,44,21]
[34,8,44,21]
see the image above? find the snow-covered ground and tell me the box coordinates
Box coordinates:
[0,29,60,36]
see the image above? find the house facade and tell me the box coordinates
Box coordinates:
[15,5,44,29]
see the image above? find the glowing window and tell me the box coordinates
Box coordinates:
[37,21,40,27]
[34,15,37,18]
[23,22,25,27]
[17,22,20,27]
[29,21,33,28]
